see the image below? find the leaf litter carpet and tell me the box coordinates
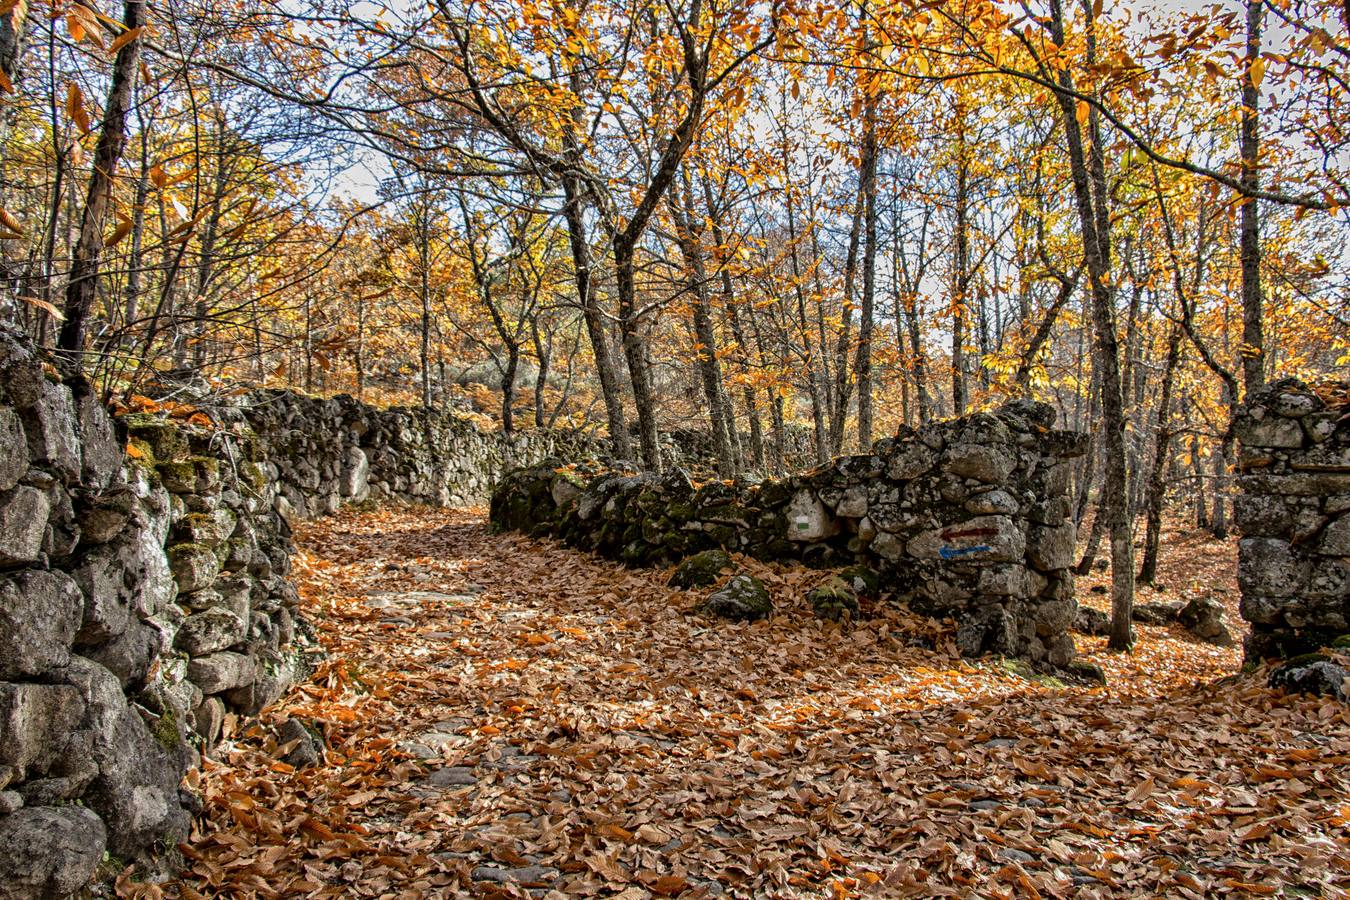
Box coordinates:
[176,508,1350,899]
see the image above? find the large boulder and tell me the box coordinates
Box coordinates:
[20,381,82,482]
[785,491,839,543]
[175,608,247,656]
[168,542,221,593]
[188,651,256,694]
[0,408,29,492]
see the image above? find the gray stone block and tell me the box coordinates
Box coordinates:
[0,570,83,679]
[0,484,50,565]
[0,805,106,900]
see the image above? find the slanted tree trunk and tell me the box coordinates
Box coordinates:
[0,0,30,147]
[355,295,365,400]
[701,173,762,472]
[613,242,661,469]
[57,0,145,365]
[830,176,864,453]
[192,120,230,369]
[121,105,150,348]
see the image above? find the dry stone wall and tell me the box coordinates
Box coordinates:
[0,338,621,896]
[0,327,311,897]
[220,389,599,518]
[1235,378,1350,660]
[491,401,1088,667]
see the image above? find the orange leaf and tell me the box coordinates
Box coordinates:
[109,25,145,54]
[66,83,91,134]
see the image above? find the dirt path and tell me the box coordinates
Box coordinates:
[175,507,1350,899]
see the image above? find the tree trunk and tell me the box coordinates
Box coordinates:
[1049,0,1133,650]
[123,117,150,335]
[951,117,971,416]
[1239,0,1265,398]
[670,174,735,476]
[502,341,518,433]
[1138,321,1183,585]
[854,94,879,448]
[57,0,145,366]
[562,174,631,459]
[355,296,365,400]
[614,242,661,470]
[697,172,752,469]
[532,318,550,429]
[831,172,864,453]
[0,0,30,147]
[192,124,229,369]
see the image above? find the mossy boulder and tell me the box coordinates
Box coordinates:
[807,574,860,622]
[121,414,186,460]
[703,574,772,622]
[669,549,733,589]
[837,565,881,599]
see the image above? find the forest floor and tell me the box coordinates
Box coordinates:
[170,508,1350,899]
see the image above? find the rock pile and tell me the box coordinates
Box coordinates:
[0,327,310,895]
[491,401,1089,666]
[1235,378,1350,660]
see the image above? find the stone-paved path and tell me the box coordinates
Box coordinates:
[176,507,1350,899]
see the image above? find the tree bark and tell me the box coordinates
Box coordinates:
[854,93,879,448]
[1138,320,1183,585]
[701,173,760,472]
[57,0,145,365]
[614,242,661,469]
[561,173,631,459]
[670,171,736,477]
[1049,0,1134,650]
[1239,0,1265,398]
[951,113,971,416]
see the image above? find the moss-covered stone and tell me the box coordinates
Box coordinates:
[669,549,733,589]
[168,542,221,593]
[176,510,236,548]
[121,414,187,460]
[807,575,860,622]
[703,574,772,622]
[156,460,198,493]
[149,708,182,752]
[838,565,882,598]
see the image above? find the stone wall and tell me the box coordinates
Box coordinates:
[218,389,599,519]
[0,328,310,896]
[1235,378,1350,660]
[491,401,1088,667]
